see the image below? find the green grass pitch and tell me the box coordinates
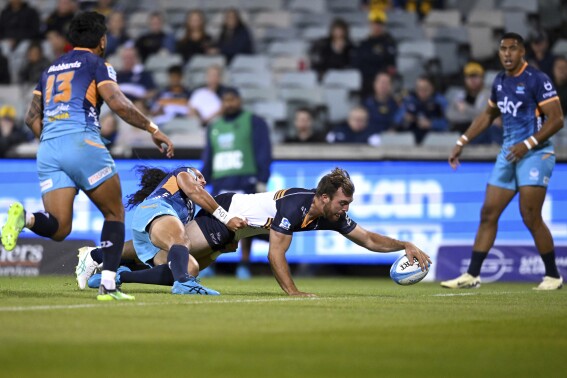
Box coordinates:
[0,276,565,377]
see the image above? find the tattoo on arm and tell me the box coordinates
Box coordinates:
[25,95,43,137]
[105,88,150,131]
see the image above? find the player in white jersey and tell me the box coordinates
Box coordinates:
[442,32,564,290]
[80,168,431,296]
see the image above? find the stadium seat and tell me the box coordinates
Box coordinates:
[322,70,362,92]
[500,0,538,13]
[379,132,415,147]
[278,71,318,88]
[340,12,368,26]
[186,55,226,73]
[230,71,273,88]
[483,70,499,89]
[292,13,333,28]
[240,0,283,11]
[467,26,495,61]
[503,11,530,40]
[467,9,504,28]
[424,26,468,44]
[434,41,460,76]
[423,10,462,28]
[398,40,436,60]
[270,56,302,73]
[261,27,298,43]
[267,41,309,57]
[0,85,23,118]
[254,11,292,28]
[289,0,327,13]
[552,39,567,56]
[350,26,369,43]
[279,87,324,106]
[302,27,328,42]
[328,0,359,12]
[200,0,240,12]
[145,52,184,72]
[240,87,278,103]
[163,0,201,10]
[421,132,461,147]
[323,87,350,123]
[472,0,497,10]
[386,10,419,29]
[229,54,270,73]
[389,25,425,42]
[252,100,287,128]
[162,116,201,134]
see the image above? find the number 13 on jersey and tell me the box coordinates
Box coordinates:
[45,71,75,105]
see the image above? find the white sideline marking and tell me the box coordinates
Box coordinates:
[432,291,522,297]
[0,297,320,313]
[432,293,479,297]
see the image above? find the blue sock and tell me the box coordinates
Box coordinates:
[100,221,124,272]
[119,264,174,286]
[90,247,104,264]
[167,244,191,283]
[29,211,59,238]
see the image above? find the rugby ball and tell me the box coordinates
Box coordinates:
[390,254,430,285]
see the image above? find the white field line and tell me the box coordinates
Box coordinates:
[431,291,523,297]
[0,296,320,313]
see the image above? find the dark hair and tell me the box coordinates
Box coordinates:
[501,32,524,47]
[329,18,351,41]
[67,12,107,48]
[316,167,355,198]
[168,65,183,75]
[296,107,313,118]
[125,166,168,209]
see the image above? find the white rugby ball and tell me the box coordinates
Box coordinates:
[390,254,430,285]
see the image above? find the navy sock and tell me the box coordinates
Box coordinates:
[90,247,104,264]
[120,264,174,286]
[467,251,488,277]
[29,211,59,238]
[167,244,191,283]
[100,221,124,272]
[541,250,560,279]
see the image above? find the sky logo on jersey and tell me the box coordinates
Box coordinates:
[279,217,291,230]
[497,96,522,117]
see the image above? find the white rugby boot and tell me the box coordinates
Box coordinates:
[533,276,563,290]
[440,273,481,289]
[76,246,100,290]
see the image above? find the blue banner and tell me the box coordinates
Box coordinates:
[1,159,566,266]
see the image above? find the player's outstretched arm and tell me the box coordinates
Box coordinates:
[449,105,500,169]
[24,94,43,138]
[345,225,431,270]
[268,229,316,297]
[176,171,247,232]
[98,82,174,157]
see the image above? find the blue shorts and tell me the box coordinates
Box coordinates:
[488,149,555,191]
[37,131,116,194]
[132,199,178,266]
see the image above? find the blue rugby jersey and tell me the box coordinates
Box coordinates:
[145,167,198,225]
[489,62,559,152]
[34,48,117,140]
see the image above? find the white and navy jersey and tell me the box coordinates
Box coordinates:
[194,188,358,250]
[489,62,558,152]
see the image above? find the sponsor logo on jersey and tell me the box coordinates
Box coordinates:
[529,168,539,180]
[544,81,553,91]
[40,178,53,192]
[106,64,117,81]
[88,166,113,185]
[497,96,522,117]
[279,217,291,230]
[47,61,81,73]
[497,84,502,91]
[515,83,525,94]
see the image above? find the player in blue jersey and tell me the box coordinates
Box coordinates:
[81,168,432,296]
[442,33,564,290]
[0,12,175,301]
[76,165,246,295]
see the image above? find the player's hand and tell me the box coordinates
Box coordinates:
[448,144,463,170]
[151,130,174,158]
[505,141,529,162]
[403,242,432,271]
[225,216,248,232]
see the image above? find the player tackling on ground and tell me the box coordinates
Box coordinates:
[0,12,175,300]
[442,32,564,290]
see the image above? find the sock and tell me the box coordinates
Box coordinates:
[167,244,191,283]
[100,220,125,273]
[90,247,104,264]
[120,264,174,286]
[467,251,488,277]
[101,270,117,291]
[29,211,59,238]
[540,250,560,279]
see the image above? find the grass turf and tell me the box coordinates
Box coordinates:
[0,276,565,377]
